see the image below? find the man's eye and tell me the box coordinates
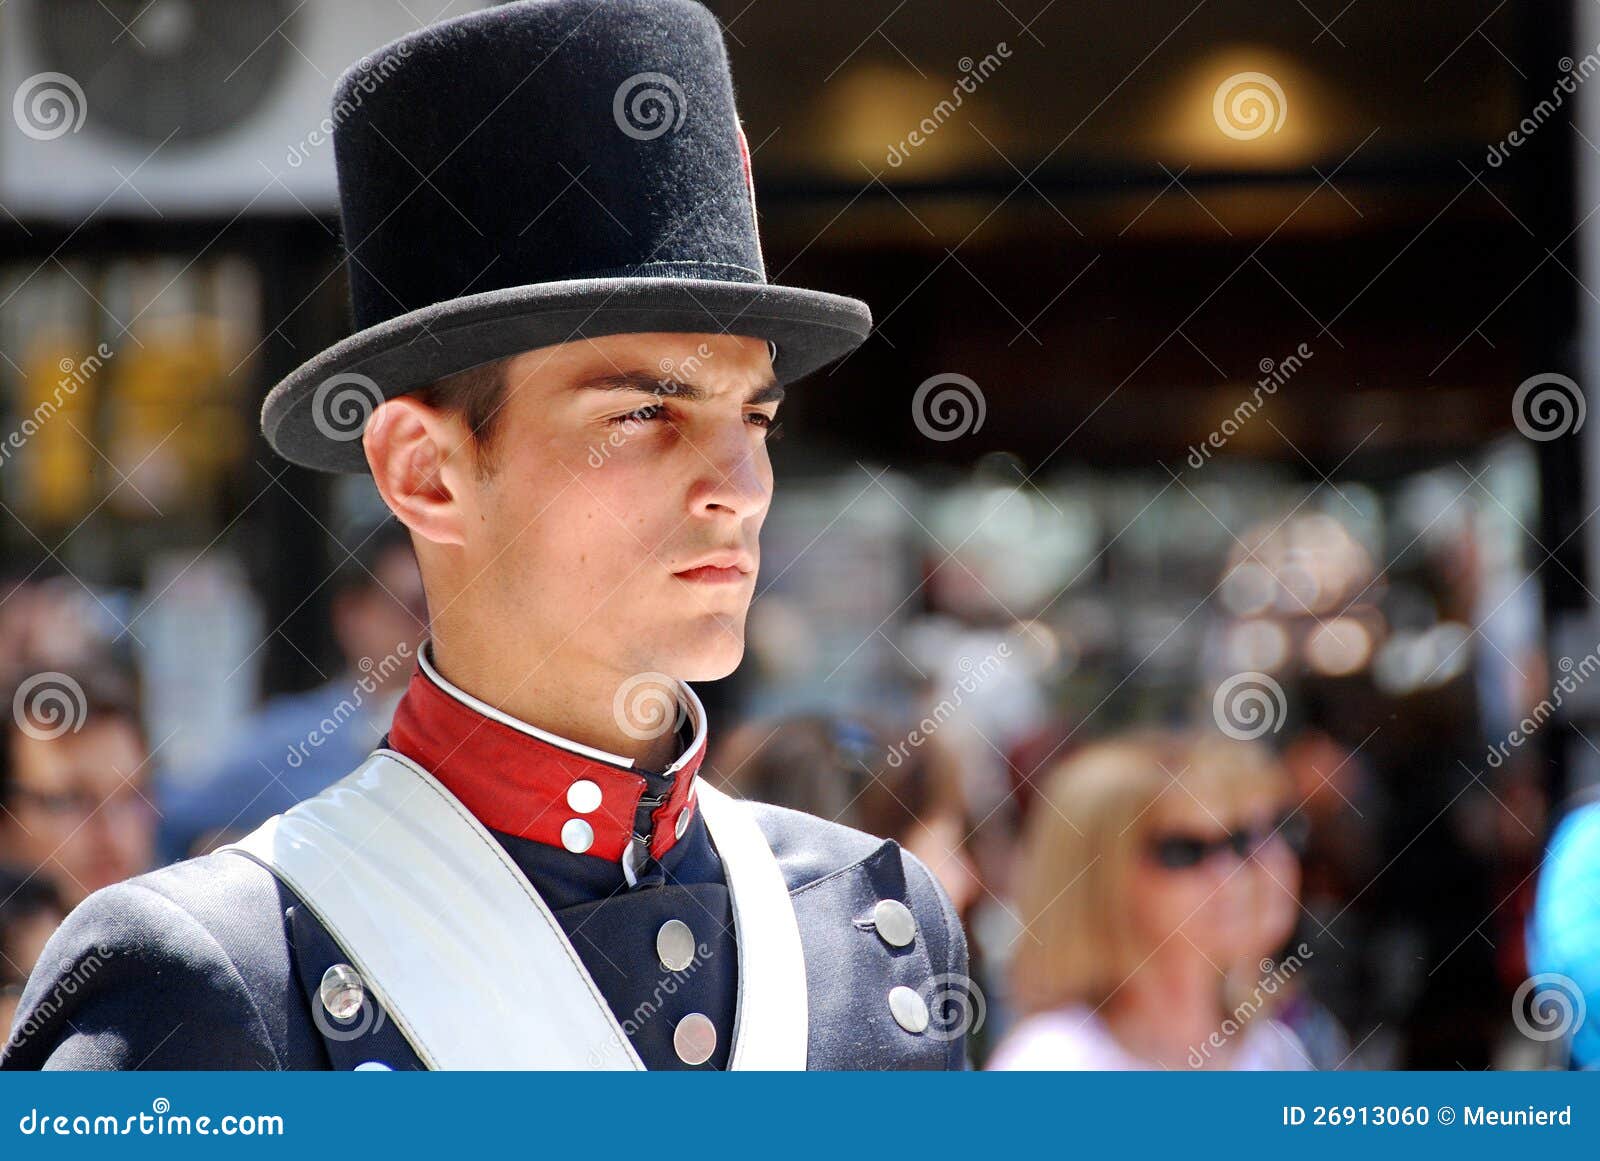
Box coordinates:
[748,411,782,436]
[609,403,663,426]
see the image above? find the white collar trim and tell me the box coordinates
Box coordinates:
[416,639,706,774]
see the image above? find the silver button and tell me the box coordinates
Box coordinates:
[888,985,930,1034]
[656,919,697,972]
[674,803,692,839]
[320,963,365,1021]
[566,779,603,814]
[561,817,595,853]
[872,899,917,948]
[673,1012,717,1065]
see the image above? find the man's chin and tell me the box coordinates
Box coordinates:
[654,612,747,683]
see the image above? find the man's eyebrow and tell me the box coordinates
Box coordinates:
[573,371,784,406]
[746,380,785,406]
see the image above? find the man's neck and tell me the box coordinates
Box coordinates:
[424,636,684,771]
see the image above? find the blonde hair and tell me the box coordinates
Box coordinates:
[1009,728,1289,1015]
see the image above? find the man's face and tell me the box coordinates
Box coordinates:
[458,332,779,684]
[0,719,154,907]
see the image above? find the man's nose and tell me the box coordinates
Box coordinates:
[688,421,770,519]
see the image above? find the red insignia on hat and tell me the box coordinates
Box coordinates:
[736,121,763,274]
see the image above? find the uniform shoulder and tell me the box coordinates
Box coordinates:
[2,852,295,1070]
[743,797,887,890]
[743,799,968,973]
[744,796,971,1069]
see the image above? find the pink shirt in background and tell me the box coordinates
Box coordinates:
[986,1004,1313,1071]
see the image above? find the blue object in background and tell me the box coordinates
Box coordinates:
[1528,797,1600,1068]
[156,677,397,863]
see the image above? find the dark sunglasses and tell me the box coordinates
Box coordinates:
[1147,810,1309,870]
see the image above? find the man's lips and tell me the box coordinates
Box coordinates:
[672,551,755,584]
[673,564,749,584]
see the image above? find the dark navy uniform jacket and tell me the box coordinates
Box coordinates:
[2,654,968,1071]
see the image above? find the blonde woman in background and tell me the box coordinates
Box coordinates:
[988,729,1313,1070]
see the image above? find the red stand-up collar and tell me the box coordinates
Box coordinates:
[387,643,706,865]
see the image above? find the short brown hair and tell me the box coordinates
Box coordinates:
[413,356,513,476]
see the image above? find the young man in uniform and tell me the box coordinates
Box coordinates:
[3,0,968,1070]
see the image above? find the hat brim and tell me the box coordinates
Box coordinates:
[260,277,872,473]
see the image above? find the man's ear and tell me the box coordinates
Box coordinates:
[363,395,474,548]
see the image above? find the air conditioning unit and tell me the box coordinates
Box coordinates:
[0,0,493,221]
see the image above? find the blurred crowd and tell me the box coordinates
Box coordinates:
[0,516,1593,1071]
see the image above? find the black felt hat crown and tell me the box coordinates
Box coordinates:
[261,0,872,473]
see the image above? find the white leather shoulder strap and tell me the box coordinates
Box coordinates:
[220,751,806,1070]
[695,780,808,1069]
[221,750,642,1070]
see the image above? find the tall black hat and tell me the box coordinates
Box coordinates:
[261,0,872,473]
